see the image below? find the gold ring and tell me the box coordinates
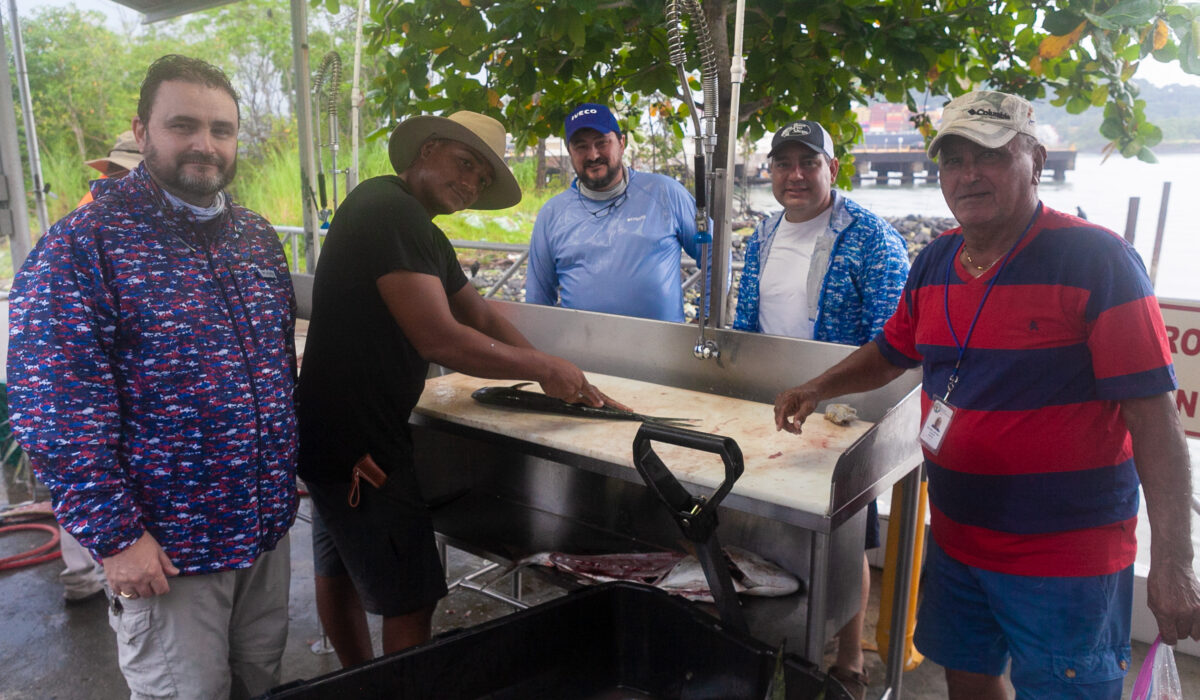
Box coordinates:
[119,591,135,599]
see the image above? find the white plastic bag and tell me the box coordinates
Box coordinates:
[1131,634,1184,700]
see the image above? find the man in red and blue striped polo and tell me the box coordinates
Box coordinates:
[773,90,1200,700]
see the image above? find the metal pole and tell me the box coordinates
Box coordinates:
[1123,196,1139,244]
[6,0,49,236]
[483,249,529,299]
[1149,182,1170,289]
[348,0,366,192]
[884,465,924,699]
[290,0,321,271]
[715,0,747,329]
[804,531,830,662]
[0,8,31,271]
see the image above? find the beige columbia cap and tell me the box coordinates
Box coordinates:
[388,110,521,210]
[927,91,1038,158]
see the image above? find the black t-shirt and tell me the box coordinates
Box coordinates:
[296,175,468,483]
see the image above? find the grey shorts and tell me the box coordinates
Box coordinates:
[307,479,448,618]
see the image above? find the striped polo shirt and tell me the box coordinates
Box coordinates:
[875,204,1176,576]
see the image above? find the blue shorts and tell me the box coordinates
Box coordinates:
[914,539,1133,699]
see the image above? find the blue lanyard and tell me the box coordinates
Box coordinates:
[940,204,1041,402]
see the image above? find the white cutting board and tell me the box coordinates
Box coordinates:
[413,372,873,517]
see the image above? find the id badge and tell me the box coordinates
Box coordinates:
[919,399,956,454]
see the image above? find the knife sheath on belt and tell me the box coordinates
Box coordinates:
[348,453,388,507]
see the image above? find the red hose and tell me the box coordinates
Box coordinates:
[0,522,62,571]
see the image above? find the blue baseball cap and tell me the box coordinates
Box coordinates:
[564,103,621,142]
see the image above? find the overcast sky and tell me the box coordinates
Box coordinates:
[10,0,1200,89]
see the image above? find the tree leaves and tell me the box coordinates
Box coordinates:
[359,0,1197,172]
[1099,0,1164,28]
[1039,22,1086,59]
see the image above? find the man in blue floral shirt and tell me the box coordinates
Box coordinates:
[733,119,909,700]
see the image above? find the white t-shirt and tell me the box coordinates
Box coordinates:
[757,208,832,338]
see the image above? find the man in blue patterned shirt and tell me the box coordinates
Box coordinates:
[8,55,296,699]
[733,119,909,700]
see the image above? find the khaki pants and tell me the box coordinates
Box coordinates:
[59,528,106,599]
[107,534,291,700]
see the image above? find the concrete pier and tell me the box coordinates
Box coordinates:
[851,148,1076,184]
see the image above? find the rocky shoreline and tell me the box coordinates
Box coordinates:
[463,214,958,314]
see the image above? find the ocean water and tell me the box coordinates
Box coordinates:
[746,152,1199,301]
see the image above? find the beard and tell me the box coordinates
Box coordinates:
[578,158,622,191]
[143,141,236,202]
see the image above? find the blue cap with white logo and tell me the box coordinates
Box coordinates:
[565,103,621,142]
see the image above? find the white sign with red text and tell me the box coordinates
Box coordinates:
[1160,298,1200,438]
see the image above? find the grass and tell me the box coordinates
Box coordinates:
[6,143,566,280]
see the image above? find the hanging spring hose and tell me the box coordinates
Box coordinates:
[667,0,721,360]
[312,52,343,219]
[667,0,718,158]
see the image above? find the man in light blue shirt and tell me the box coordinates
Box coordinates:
[525,103,703,322]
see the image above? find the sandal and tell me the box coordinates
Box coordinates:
[825,665,869,700]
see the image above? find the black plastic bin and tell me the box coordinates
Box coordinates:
[260,582,825,700]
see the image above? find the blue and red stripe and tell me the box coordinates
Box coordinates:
[877,206,1174,576]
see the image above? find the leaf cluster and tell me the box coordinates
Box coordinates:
[352,0,1199,181]
[1035,0,1200,162]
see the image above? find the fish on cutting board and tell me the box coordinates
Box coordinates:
[471,382,698,427]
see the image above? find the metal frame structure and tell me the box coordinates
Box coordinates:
[409,302,926,698]
[0,9,31,268]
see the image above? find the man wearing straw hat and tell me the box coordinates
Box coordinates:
[76,130,144,207]
[297,110,617,667]
[774,90,1200,699]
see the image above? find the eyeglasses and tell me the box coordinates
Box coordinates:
[577,188,629,218]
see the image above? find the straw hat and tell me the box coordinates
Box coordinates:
[85,131,143,174]
[388,111,521,210]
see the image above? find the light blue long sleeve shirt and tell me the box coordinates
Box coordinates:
[525,168,702,322]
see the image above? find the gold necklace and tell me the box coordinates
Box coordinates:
[964,249,1000,272]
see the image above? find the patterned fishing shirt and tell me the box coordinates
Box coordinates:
[7,164,298,574]
[733,191,909,345]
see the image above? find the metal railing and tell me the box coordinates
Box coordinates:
[275,225,743,300]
